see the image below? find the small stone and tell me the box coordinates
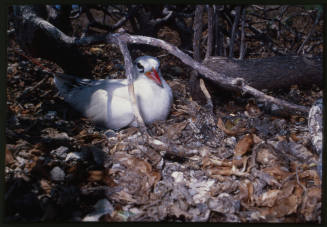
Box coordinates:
[225,137,237,147]
[172,171,184,184]
[208,193,240,214]
[16,156,26,167]
[65,152,83,162]
[82,199,114,222]
[50,166,65,181]
[45,111,57,120]
[51,146,69,159]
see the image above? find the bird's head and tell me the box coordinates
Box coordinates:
[134,56,163,87]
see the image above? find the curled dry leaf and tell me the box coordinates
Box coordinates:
[299,170,321,186]
[5,148,15,165]
[167,121,188,140]
[207,166,249,177]
[256,148,279,167]
[300,186,321,221]
[88,170,104,182]
[234,134,253,157]
[108,152,161,204]
[40,179,52,195]
[262,167,293,181]
[255,189,280,207]
[217,118,247,136]
[245,100,262,118]
[208,193,240,214]
[238,179,254,205]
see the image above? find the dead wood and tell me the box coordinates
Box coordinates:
[12,5,99,77]
[204,55,323,90]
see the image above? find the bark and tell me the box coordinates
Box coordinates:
[307,98,323,179]
[192,5,204,61]
[203,55,323,90]
[190,5,204,103]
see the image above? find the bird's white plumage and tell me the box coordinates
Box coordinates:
[54,56,173,129]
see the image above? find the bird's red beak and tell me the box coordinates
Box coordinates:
[145,68,163,87]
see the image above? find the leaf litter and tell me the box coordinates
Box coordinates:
[5,38,322,223]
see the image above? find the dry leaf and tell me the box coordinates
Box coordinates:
[234,134,253,157]
[300,187,321,221]
[5,148,14,165]
[88,170,104,182]
[256,189,280,207]
[217,118,247,136]
[262,167,292,180]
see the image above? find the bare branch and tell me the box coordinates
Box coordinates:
[205,5,213,60]
[199,78,213,110]
[107,33,147,134]
[229,6,241,58]
[239,7,246,60]
[297,10,321,55]
[213,5,223,56]
[193,5,204,61]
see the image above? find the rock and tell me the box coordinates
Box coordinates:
[51,146,69,159]
[82,199,114,222]
[50,166,65,181]
[208,193,240,214]
[16,156,26,167]
[224,137,237,147]
[45,111,57,120]
[172,171,184,184]
[65,152,84,162]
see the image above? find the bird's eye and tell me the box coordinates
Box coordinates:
[136,62,144,70]
[136,62,144,73]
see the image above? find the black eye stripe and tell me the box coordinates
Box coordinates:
[136,63,144,69]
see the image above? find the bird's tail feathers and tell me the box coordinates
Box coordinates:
[54,73,93,97]
[54,73,77,97]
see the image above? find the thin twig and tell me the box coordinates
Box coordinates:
[199,78,213,110]
[297,10,321,55]
[205,5,213,60]
[239,7,246,60]
[229,6,241,58]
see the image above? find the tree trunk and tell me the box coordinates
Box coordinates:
[203,55,323,90]
[12,5,96,77]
